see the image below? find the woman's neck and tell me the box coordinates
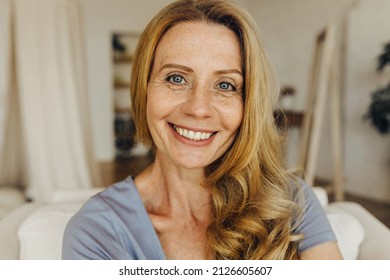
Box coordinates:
[134,151,212,218]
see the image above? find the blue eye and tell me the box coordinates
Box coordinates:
[167,74,185,84]
[218,81,236,91]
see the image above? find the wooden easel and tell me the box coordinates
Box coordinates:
[297,23,345,201]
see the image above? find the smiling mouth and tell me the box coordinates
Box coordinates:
[170,123,217,141]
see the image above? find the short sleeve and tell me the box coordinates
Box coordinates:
[62,197,129,260]
[294,182,337,253]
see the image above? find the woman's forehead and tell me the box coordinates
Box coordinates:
[153,21,242,72]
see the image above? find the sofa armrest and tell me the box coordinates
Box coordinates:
[50,187,105,203]
[17,202,83,260]
[327,201,390,260]
[0,203,42,259]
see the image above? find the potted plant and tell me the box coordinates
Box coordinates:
[364,42,390,135]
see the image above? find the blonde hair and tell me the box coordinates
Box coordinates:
[130,0,303,259]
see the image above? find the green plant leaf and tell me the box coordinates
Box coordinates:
[377,42,390,72]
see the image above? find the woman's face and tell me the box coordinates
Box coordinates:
[147,21,244,169]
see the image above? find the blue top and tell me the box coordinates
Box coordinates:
[62,176,336,259]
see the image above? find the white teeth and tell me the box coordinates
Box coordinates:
[188,130,195,139]
[173,125,213,141]
[194,131,201,140]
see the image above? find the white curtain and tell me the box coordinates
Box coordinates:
[0,0,26,189]
[0,0,101,202]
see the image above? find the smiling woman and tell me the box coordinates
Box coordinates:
[146,21,244,170]
[62,0,343,260]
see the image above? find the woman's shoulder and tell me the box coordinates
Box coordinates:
[290,177,324,210]
[95,176,139,205]
[287,175,317,206]
[62,176,151,259]
[73,176,141,220]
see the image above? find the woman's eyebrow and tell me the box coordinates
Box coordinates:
[159,64,242,77]
[159,63,193,73]
[214,69,243,76]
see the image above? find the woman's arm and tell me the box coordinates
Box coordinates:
[299,241,343,260]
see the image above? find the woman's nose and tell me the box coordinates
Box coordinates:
[181,85,213,118]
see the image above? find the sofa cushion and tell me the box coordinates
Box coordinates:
[328,201,390,260]
[312,187,365,259]
[312,187,329,207]
[17,202,83,260]
[326,209,365,260]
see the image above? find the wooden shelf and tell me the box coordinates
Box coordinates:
[114,108,131,114]
[115,132,132,138]
[114,82,130,89]
[113,56,133,63]
[274,109,304,128]
[280,86,296,96]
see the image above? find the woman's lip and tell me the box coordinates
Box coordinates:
[168,122,217,144]
[168,122,217,134]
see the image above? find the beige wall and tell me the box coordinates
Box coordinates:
[81,0,390,202]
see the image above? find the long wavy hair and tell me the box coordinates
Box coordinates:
[130,0,303,259]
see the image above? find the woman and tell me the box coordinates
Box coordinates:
[63,0,343,260]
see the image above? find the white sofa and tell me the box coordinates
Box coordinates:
[0,187,389,260]
[0,187,105,260]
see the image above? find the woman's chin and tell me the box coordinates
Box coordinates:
[170,153,213,170]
